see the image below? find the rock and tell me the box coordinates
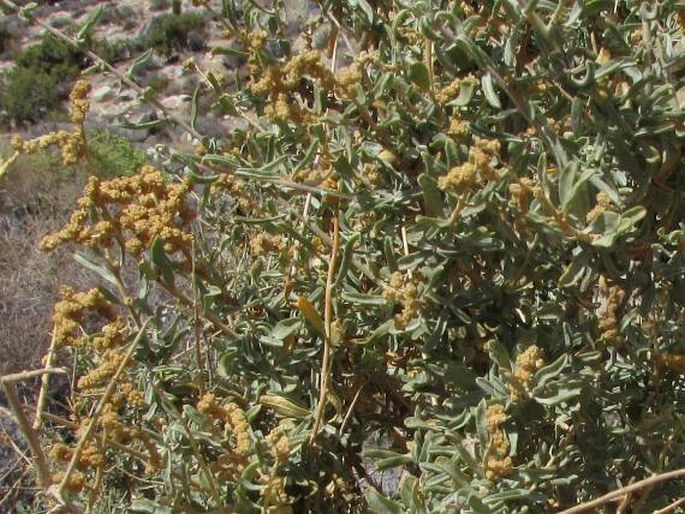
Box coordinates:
[92,85,114,102]
[160,94,191,111]
[117,89,137,101]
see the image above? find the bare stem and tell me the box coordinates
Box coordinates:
[557,468,685,514]
[310,210,341,444]
[0,377,51,488]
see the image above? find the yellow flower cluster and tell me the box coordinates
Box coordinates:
[10,80,91,165]
[250,232,286,257]
[197,394,253,479]
[598,276,625,345]
[77,349,129,390]
[435,75,475,104]
[69,78,92,125]
[40,165,195,256]
[484,403,512,480]
[383,271,423,329]
[12,130,85,166]
[586,192,614,223]
[52,286,116,348]
[261,474,289,507]
[654,353,685,374]
[510,345,545,402]
[211,173,255,213]
[266,426,291,464]
[438,138,501,194]
[508,177,536,214]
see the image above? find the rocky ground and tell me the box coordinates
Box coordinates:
[0,0,318,146]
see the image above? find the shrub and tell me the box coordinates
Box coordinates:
[88,129,148,177]
[3,2,685,514]
[0,34,87,125]
[0,67,63,124]
[139,12,207,54]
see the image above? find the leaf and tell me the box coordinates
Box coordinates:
[534,354,568,387]
[258,394,310,418]
[130,499,173,514]
[452,79,476,106]
[481,72,502,109]
[77,5,103,43]
[365,487,403,514]
[73,252,119,287]
[294,296,325,336]
[351,0,374,24]
[271,318,301,340]
[150,237,175,286]
[418,172,443,217]
[190,85,200,133]
[409,61,431,91]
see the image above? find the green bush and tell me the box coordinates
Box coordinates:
[0,34,87,124]
[4,1,685,513]
[0,67,63,124]
[139,12,207,54]
[14,33,85,78]
[88,129,148,177]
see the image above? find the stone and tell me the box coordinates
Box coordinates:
[92,85,114,102]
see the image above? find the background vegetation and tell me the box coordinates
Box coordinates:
[1,0,685,513]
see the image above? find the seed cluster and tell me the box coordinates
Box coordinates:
[40,165,195,256]
[510,345,545,402]
[11,79,91,165]
[197,393,253,480]
[598,276,625,345]
[438,138,501,194]
[484,403,512,480]
[383,271,423,329]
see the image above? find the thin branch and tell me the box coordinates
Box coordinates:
[1,377,51,488]
[557,468,685,514]
[1,367,67,384]
[310,210,341,444]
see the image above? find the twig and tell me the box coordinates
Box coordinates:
[310,210,341,444]
[34,332,60,430]
[191,242,206,397]
[1,367,68,384]
[653,497,685,514]
[557,468,685,514]
[338,383,364,436]
[0,377,51,488]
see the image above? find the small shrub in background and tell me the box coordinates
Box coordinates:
[1,1,685,513]
[0,33,87,125]
[139,12,207,54]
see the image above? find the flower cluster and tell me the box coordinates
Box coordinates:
[52,286,116,348]
[197,393,253,479]
[510,345,545,402]
[40,165,195,256]
[383,271,423,329]
[597,276,625,345]
[438,138,501,194]
[484,403,512,480]
[586,192,615,223]
[10,79,91,165]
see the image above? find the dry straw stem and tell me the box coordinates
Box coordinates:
[0,377,52,488]
[557,468,685,514]
[310,210,341,444]
[34,332,59,430]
